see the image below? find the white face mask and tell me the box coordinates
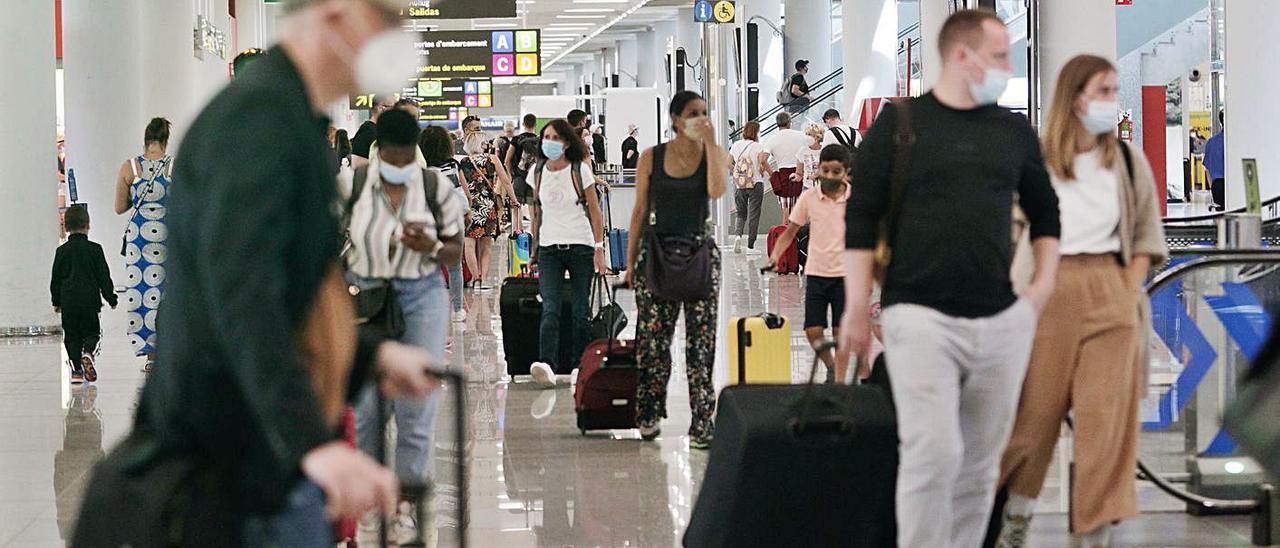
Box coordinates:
[964,48,1011,106]
[1079,100,1119,135]
[333,29,419,95]
[378,161,416,185]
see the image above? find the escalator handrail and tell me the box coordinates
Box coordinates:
[1127,249,1280,512]
[732,67,845,140]
[1162,195,1280,225]
[755,83,846,137]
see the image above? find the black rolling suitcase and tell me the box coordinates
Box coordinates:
[500,273,578,377]
[683,341,898,548]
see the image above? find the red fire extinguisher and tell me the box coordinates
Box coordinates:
[1117,113,1133,142]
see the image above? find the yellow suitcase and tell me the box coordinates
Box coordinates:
[727,314,793,384]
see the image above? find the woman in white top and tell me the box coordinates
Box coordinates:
[340,109,466,535]
[995,55,1167,548]
[726,121,769,253]
[793,123,825,190]
[527,119,608,388]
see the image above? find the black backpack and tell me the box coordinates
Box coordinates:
[514,134,541,177]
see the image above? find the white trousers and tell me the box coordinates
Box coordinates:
[880,299,1037,548]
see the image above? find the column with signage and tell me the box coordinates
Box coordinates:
[0,0,60,334]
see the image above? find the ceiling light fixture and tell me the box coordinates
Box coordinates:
[538,0,655,74]
[564,8,617,12]
[556,14,608,19]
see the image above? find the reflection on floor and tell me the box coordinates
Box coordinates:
[0,245,1257,547]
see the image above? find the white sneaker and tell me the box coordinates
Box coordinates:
[569,367,579,387]
[452,309,466,323]
[358,510,381,535]
[733,236,743,253]
[393,500,420,545]
[530,362,557,388]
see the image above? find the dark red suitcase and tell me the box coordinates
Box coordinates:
[574,338,638,433]
[767,224,800,274]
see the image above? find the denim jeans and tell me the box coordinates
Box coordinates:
[352,271,449,483]
[537,244,594,373]
[446,263,464,312]
[242,480,329,547]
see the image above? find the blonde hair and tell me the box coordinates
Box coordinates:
[804,123,825,141]
[1044,54,1119,180]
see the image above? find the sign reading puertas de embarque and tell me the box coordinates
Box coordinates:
[415,30,541,78]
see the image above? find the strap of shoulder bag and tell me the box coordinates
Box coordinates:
[127,156,168,215]
[831,127,851,147]
[1118,138,1135,182]
[879,102,915,247]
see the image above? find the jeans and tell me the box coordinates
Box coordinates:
[447,263,464,312]
[242,480,329,547]
[352,271,449,483]
[880,299,1037,548]
[537,244,594,373]
[732,183,764,248]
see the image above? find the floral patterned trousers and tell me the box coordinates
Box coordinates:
[634,245,721,442]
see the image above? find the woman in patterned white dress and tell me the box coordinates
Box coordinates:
[114,117,172,372]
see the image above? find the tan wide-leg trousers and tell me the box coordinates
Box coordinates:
[998,254,1144,534]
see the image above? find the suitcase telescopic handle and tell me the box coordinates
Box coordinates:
[376,367,469,548]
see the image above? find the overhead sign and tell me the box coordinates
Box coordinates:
[404,0,517,19]
[713,1,735,23]
[694,1,712,22]
[351,77,495,118]
[694,0,734,23]
[415,30,541,78]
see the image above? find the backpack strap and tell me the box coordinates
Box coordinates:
[346,166,369,223]
[420,168,445,240]
[878,101,914,261]
[1118,138,1135,182]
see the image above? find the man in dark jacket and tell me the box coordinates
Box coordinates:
[71,1,441,546]
[50,204,117,383]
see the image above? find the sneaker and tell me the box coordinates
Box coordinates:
[569,367,579,387]
[393,500,420,545]
[529,362,557,388]
[81,354,98,383]
[689,438,712,451]
[995,512,1031,548]
[452,309,467,323]
[733,236,743,254]
[358,511,381,535]
[479,283,493,292]
[639,424,661,441]
[70,371,84,385]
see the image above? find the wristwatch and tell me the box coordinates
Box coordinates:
[593,241,605,250]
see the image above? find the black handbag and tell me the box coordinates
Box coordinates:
[350,280,405,339]
[589,275,626,341]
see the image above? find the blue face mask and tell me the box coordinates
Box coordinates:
[378,161,415,185]
[541,139,565,161]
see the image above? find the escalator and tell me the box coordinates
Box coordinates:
[1108,249,1280,544]
[1162,197,1280,248]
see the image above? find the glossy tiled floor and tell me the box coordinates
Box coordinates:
[0,243,1256,547]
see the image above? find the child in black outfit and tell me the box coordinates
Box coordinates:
[51,205,117,383]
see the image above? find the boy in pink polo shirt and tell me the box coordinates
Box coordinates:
[767,144,855,382]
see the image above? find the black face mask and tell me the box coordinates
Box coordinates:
[819,177,846,195]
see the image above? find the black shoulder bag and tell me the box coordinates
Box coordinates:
[640,145,716,302]
[872,102,914,284]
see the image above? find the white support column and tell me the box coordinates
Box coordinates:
[63,0,144,286]
[1224,0,1280,209]
[0,0,60,333]
[675,7,702,93]
[784,0,832,79]
[617,38,639,87]
[842,0,899,124]
[751,0,784,121]
[636,30,657,88]
[918,0,949,90]
[1039,0,1116,114]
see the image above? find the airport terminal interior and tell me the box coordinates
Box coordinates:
[4,0,1280,546]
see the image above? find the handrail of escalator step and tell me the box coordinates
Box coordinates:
[1126,250,1280,513]
[1162,195,1280,225]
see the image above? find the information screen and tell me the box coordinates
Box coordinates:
[415,30,541,78]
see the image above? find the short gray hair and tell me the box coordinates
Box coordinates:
[775,112,792,128]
